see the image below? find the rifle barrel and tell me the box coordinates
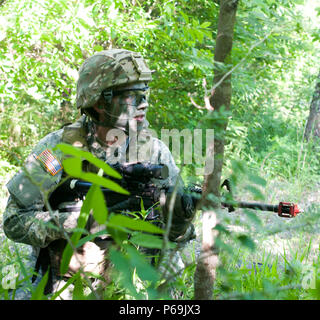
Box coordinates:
[235,201,278,212]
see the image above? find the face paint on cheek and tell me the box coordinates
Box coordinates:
[100,93,148,133]
[118,96,136,119]
[103,97,134,132]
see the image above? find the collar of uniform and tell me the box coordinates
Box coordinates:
[86,118,128,163]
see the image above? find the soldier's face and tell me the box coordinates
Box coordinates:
[99,82,149,132]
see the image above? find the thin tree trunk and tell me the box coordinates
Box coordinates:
[304,71,320,141]
[194,0,238,300]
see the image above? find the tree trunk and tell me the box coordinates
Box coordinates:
[304,71,320,141]
[194,0,238,300]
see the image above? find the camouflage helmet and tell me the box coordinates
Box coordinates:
[76,49,153,110]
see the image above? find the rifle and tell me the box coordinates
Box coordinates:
[49,162,301,219]
[49,162,170,220]
[189,181,300,218]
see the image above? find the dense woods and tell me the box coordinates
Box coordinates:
[1,0,320,301]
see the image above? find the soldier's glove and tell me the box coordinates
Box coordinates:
[163,187,196,242]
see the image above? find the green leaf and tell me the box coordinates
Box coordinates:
[130,232,176,249]
[108,214,164,234]
[93,45,104,51]
[62,157,82,177]
[237,235,256,251]
[179,10,189,23]
[126,245,160,283]
[200,21,211,28]
[109,248,141,299]
[140,197,146,217]
[107,224,128,245]
[57,144,129,195]
[31,270,49,300]
[56,143,122,179]
[91,184,108,224]
[78,18,91,30]
[243,209,262,227]
[80,172,129,195]
[72,272,85,300]
[76,229,109,248]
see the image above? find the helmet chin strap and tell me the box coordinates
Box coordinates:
[85,84,150,129]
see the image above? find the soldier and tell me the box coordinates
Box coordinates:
[2,49,196,299]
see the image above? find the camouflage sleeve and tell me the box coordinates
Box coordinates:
[3,196,80,248]
[2,129,79,248]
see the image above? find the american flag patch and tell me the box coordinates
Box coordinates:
[36,149,63,176]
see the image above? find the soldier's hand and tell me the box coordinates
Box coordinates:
[162,187,196,241]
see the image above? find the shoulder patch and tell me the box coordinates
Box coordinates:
[36,149,63,176]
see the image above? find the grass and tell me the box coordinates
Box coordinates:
[1,159,320,300]
[209,167,320,300]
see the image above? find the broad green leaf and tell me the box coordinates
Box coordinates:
[56,143,122,179]
[179,10,189,23]
[243,209,262,227]
[57,145,129,195]
[78,18,91,30]
[214,237,234,254]
[80,172,129,195]
[91,183,108,224]
[72,272,85,300]
[109,248,141,299]
[126,245,160,283]
[107,224,128,245]
[62,157,82,177]
[130,232,176,249]
[200,21,211,28]
[108,214,164,234]
[76,229,109,248]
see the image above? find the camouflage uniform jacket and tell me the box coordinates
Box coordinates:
[2,115,181,249]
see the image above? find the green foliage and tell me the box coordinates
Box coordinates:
[30,270,49,300]
[1,0,320,301]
